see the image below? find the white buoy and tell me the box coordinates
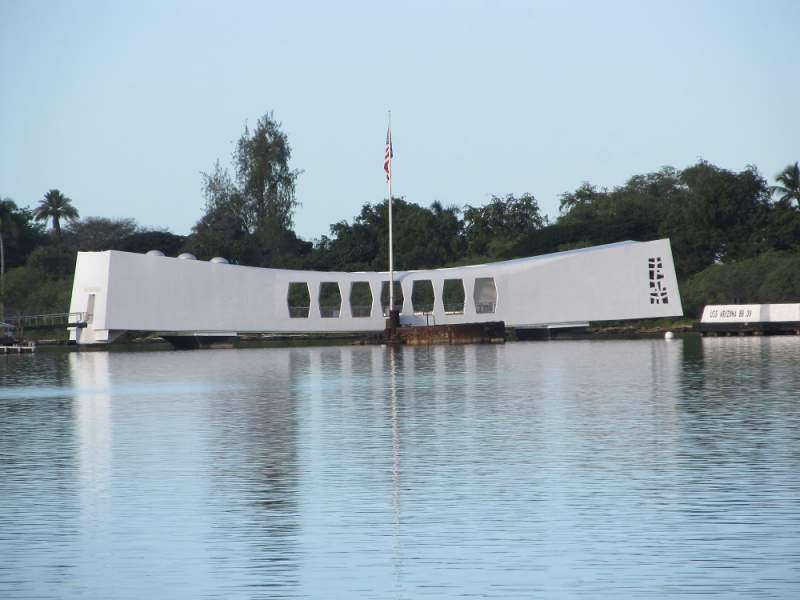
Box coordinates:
[664,331,674,339]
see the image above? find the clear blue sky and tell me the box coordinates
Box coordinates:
[1,0,798,241]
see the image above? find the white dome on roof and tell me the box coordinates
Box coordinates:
[177,253,197,260]
[146,250,165,257]
[210,257,229,264]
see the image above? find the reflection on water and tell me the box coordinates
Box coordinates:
[1,339,800,598]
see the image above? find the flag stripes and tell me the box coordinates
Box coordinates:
[384,126,393,182]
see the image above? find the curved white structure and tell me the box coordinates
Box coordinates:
[68,239,682,344]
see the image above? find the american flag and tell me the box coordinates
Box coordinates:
[384,126,393,182]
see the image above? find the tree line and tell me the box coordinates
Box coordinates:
[1,111,799,319]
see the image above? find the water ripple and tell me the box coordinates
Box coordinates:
[1,339,799,598]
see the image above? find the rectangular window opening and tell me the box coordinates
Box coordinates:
[287,282,310,318]
[349,281,373,318]
[474,277,497,314]
[442,279,465,314]
[319,282,342,318]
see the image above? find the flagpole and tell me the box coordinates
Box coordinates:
[387,111,394,312]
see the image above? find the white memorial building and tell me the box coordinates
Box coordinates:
[68,238,683,345]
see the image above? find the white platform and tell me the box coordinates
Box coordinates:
[701,304,800,323]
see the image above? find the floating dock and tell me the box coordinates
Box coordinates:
[0,344,35,354]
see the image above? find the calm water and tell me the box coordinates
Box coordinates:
[1,338,799,599]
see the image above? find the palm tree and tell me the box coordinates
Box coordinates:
[34,189,79,237]
[0,199,19,314]
[771,162,800,207]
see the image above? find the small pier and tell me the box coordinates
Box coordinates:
[1,343,36,354]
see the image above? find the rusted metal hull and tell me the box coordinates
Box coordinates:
[385,321,506,345]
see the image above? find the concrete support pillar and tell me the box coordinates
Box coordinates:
[401,279,413,317]
[340,281,352,319]
[433,279,445,316]
[370,281,382,318]
[462,276,476,317]
[307,281,320,319]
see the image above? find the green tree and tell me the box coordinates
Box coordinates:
[758,253,800,301]
[0,200,46,270]
[558,182,604,214]
[555,168,683,251]
[463,193,546,258]
[317,198,464,272]
[65,217,138,251]
[680,252,800,316]
[235,113,300,231]
[26,245,76,278]
[429,200,464,261]
[2,266,72,316]
[552,162,774,279]
[0,198,48,313]
[674,161,770,271]
[190,114,302,265]
[189,162,250,262]
[760,203,800,252]
[771,161,800,207]
[119,230,186,256]
[0,198,18,310]
[34,189,79,237]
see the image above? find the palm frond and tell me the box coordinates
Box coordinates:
[772,162,800,206]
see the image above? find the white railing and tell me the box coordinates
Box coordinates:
[350,305,372,318]
[288,306,310,318]
[2,312,87,328]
